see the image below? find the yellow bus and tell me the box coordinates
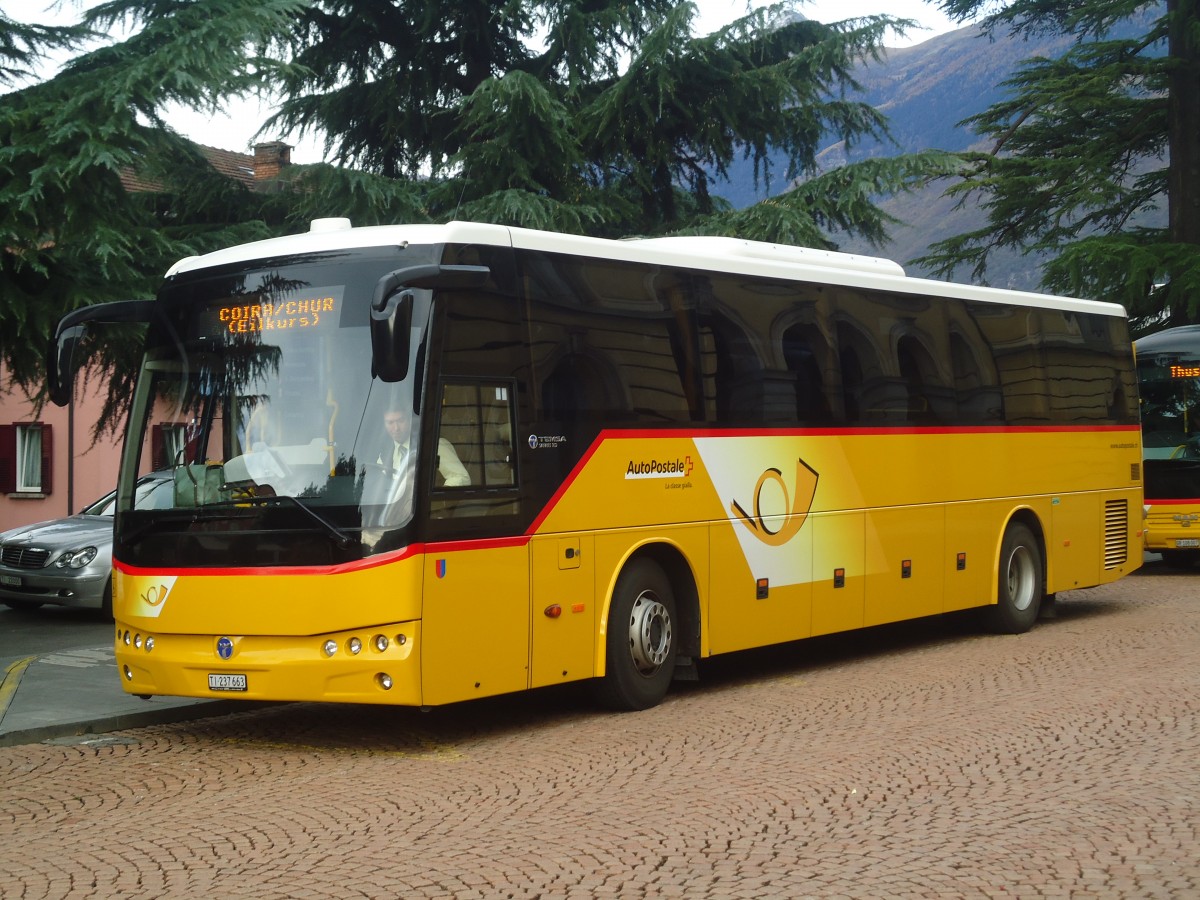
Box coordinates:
[1136,325,1200,568]
[49,221,1143,710]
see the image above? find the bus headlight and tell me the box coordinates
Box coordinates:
[348,637,363,655]
[322,639,338,657]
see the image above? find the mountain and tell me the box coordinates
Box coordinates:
[710,12,1162,292]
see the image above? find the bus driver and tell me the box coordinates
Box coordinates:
[381,405,471,488]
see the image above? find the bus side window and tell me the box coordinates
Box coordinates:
[436,380,517,490]
[481,387,516,487]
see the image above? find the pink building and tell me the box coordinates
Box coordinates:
[0,363,123,530]
[1,142,294,532]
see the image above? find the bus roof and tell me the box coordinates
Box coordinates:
[166,218,1128,319]
[1135,325,1200,353]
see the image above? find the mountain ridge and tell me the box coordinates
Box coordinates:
[711,11,1161,293]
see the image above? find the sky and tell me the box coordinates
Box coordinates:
[4,0,964,163]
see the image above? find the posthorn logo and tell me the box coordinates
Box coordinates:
[731,457,820,547]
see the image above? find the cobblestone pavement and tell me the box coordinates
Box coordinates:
[1,564,1196,899]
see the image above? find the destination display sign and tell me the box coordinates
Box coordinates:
[197,286,345,337]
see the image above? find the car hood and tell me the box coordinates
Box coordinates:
[0,514,115,549]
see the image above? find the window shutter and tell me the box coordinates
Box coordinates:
[39,424,53,495]
[184,428,199,466]
[0,424,14,493]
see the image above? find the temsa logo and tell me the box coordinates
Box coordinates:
[731,458,819,547]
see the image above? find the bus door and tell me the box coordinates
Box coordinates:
[420,377,530,705]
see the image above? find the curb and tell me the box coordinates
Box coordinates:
[0,699,273,749]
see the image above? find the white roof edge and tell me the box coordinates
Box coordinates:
[165,219,1128,319]
[166,221,512,277]
[626,235,906,278]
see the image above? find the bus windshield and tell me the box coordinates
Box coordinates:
[120,248,436,566]
[1138,332,1200,496]
[1141,363,1200,458]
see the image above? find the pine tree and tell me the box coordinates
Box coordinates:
[2,0,960,421]
[918,0,1200,328]
[0,0,306,423]
[266,1,958,239]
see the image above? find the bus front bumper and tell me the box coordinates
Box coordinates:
[112,619,422,705]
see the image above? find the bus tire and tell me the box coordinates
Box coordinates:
[985,522,1044,634]
[593,558,677,711]
[1160,549,1200,569]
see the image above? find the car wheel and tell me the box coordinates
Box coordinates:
[3,600,45,612]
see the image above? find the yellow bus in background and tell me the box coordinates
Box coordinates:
[1136,325,1200,569]
[49,221,1142,710]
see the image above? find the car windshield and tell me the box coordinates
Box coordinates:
[81,477,175,517]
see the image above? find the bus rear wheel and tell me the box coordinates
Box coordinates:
[594,558,677,711]
[985,522,1044,634]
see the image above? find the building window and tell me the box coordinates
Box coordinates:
[152,423,189,469]
[16,425,42,491]
[0,423,53,495]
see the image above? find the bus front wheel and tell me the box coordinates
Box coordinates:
[1160,549,1200,569]
[594,558,677,711]
[985,522,1044,634]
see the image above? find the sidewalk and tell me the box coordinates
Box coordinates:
[0,645,246,748]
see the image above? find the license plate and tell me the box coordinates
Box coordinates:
[208,673,247,692]
[0,575,21,586]
[1176,539,1200,548]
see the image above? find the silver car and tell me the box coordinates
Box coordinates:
[0,472,174,617]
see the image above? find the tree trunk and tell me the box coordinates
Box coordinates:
[1168,0,1200,248]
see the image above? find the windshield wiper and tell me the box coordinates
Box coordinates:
[237,494,358,549]
[123,497,357,549]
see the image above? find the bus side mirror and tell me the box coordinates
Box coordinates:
[46,300,157,407]
[47,324,87,407]
[370,287,415,383]
[369,264,491,383]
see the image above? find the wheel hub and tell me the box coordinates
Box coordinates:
[627,590,672,674]
[1006,545,1036,611]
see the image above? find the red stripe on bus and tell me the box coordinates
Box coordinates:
[590,423,1141,439]
[524,437,607,535]
[114,423,1140,575]
[522,423,1138,535]
[113,534,530,579]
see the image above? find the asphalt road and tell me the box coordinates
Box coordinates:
[0,558,1197,898]
[0,603,111,661]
